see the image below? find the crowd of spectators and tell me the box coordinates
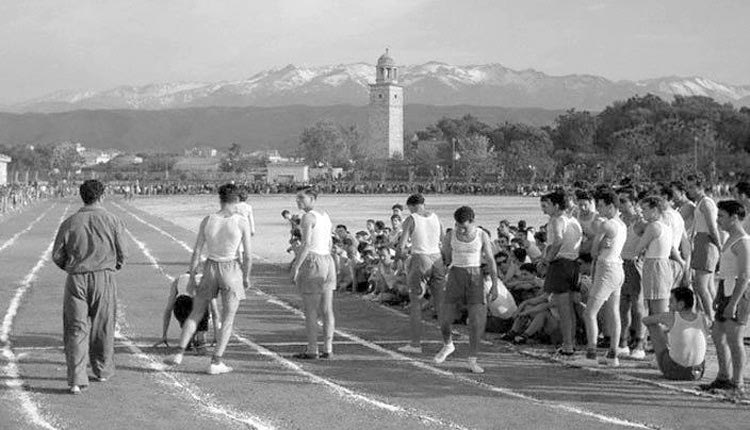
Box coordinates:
[0,182,75,216]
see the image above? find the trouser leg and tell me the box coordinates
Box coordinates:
[89,271,117,379]
[63,274,90,387]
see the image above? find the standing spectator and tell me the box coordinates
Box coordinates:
[701,200,750,395]
[733,181,750,233]
[687,174,722,321]
[53,180,127,394]
[396,193,446,354]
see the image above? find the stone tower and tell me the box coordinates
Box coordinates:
[368,49,403,158]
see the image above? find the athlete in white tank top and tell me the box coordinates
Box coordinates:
[450,229,484,267]
[203,213,246,261]
[307,210,332,255]
[410,213,442,255]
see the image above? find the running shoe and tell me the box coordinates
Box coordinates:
[165,352,183,366]
[207,362,233,375]
[292,351,319,360]
[69,385,88,395]
[629,347,646,360]
[92,376,108,382]
[467,357,484,374]
[319,351,333,359]
[433,342,455,364]
[615,346,630,357]
[397,345,423,354]
[584,348,599,366]
[604,349,620,367]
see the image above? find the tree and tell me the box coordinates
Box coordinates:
[220,143,243,172]
[298,120,352,167]
[50,142,84,177]
[551,109,596,153]
[455,134,493,181]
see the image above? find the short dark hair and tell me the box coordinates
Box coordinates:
[512,248,527,262]
[575,189,593,201]
[618,188,638,204]
[281,209,290,217]
[718,200,746,220]
[297,186,318,199]
[594,188,619,208]
[218,183,241,203]
[541,191,566,210]
[390,214,402,222]
[392,203,404,211]
[736,181,750,199]
[685,173,705,188]
[335,224,348,231]
[671,287,695,309]
[238,188,248,202]
[534,230,547,244]
[670,180,687,193]
[80,180,105,205]
[406,193,425,206]
[639,195,667,212]
[453,206,475,224]
[519,263,537,275]
[374,220,386,230]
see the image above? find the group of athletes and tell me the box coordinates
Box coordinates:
[51,176,749,396]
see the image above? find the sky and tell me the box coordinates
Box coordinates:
[1,0,748,104]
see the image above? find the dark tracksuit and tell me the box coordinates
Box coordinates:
[52,205,127,387]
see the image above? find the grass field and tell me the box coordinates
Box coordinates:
[1,196,749,430]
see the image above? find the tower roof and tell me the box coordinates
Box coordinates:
[377,49,395,67]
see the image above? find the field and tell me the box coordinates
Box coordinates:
[1,195,749,430]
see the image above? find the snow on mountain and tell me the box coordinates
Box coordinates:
[9,63,750,113]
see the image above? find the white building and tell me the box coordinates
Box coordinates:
[266,163,308,184]
[0,154,10,185]
[368,49,404,158]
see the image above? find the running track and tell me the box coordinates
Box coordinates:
[1,198,749,430]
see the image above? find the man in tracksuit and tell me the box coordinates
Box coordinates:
[53,180,127,394]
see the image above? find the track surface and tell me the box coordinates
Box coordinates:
[2,198,750,430]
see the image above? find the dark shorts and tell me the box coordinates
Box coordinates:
[621,259,643,297]
[298,253,336,295]
[196,259,246,301]
[406,253,447,297]
[544,258,580,294]
[173,295,209,332]
[444,266,485,306]
[691,232,719,273]
[657,349,705,381]
[715,281,750,325]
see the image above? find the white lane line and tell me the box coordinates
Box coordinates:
[123,228,276,430]
[1,206,69,430]
[0,204,56,253]
[124,223,476,430]
[116,200,656,429]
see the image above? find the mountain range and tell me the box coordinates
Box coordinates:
[8,62,750,113]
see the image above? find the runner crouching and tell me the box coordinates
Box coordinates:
[165,183,252,374]
[435,206,499,373]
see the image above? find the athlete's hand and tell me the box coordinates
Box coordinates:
[291,269,299,284]
[724,302,738,321]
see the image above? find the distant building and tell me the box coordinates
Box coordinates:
[81,149,119,167]
[266,162,308,184]
[368,49,404,158]
[309,167,344,180]
[0,154,10,185]
[184,147,218,158]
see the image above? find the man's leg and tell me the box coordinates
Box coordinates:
[584,295,606,353]
[167,295,211,365]
[434,301,457,364]
[694,270,715,319]
[619,294,633,349]
[712,322,732,381]
[467,304,487,357]
[213,290,240,359]
[604,292,622,364]
[301,292,321,355]
[644,320,671,376]
[63,274,90,388]
[88,271,117,380]
[630,291,646,354]
[726,321,746,387]
[320,289,335,354]
[554,292,575,352]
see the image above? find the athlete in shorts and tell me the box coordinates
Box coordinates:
[165,183,252,375]
[617,189,648,359]
[687,174,721,320]
[700,200,750,395]
[583,188,626,366]
[539,191,582,356]
[435,206,498,373]
[291,186,336,359]
[396,193,446,354]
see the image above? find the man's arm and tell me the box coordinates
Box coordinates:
[482,230,499,301]
[543,218,563,262]
[52,222,68,271]
[291,212,315,282]
[396,216,414,260]
[240,217,252,288]
[701,201,721,247]
[633,223,658,256]
[643,311,675,328]
[441,230,453,267]
[725,240,750,319]
[591,220,613,260]
[189,217,209,282]
[114,217,127,270]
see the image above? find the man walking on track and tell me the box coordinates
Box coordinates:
[396,193,446,354]
[435,206,499,373]
[291,186,336,359]
[53,179,127,394]
[166,183,252,375]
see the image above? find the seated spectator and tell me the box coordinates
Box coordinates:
[501,291,560,346]
[643,287,707,381]
[506,262,544,304]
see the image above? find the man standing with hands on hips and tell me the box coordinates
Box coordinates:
[53,180,127,394]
